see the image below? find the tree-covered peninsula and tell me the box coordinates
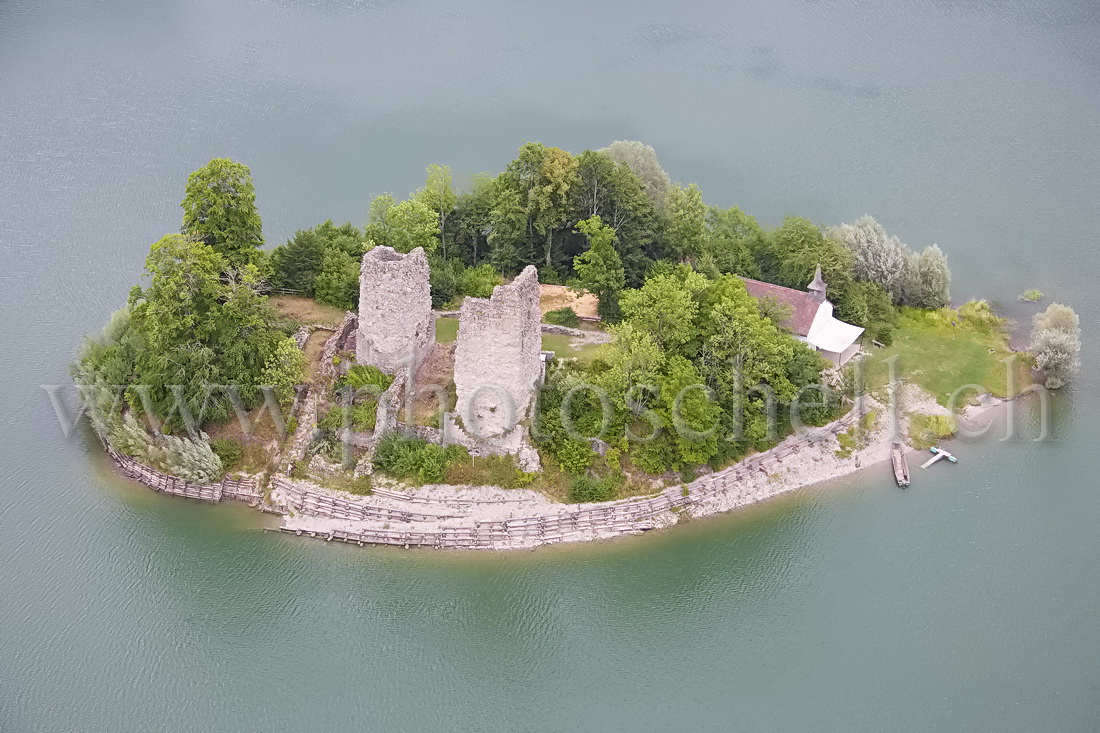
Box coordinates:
[74,143,1073,509]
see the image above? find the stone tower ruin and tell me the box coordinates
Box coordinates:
[451,265,542,440]
[356,246,434,375]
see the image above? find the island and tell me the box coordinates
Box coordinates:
[72,144,1080,549]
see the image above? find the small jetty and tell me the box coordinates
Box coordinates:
[920,446,958,470]
[891,442,911,487]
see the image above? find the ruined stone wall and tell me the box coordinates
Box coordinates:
[356,246,435,375]
[452,266,542,439]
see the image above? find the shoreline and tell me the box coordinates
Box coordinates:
[102,383,1011,552]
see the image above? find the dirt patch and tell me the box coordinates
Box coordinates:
[302,329,331,380]
[407,342,457,426]
[539,284,598,319]
[270,295,347,327]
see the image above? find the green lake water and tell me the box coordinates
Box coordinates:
[2,1,1098,730]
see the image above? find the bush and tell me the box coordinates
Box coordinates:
[544,307,580,327]
[958,299,1004,332]
[372,433,467,484]
[210,437,244,469]
[907,413,956,450]
[1029,303,1081,389]
[1020,289,1043,302]
[339,365,393,392]
[428,256,462,308]
[459,264,502,298]
[318,407,347,433]
[351,401,377,431]
[569,475,617,503]
[147,434,224,484]
[109,413,153,459]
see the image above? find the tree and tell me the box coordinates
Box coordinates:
[126,234,284,425]
[366,194,439,254]
[1030,303,1081,389]
[1033,302,1079,334]
[843,280,898,344]
[600,140,671,212]
[573,150,658,285]
[573,215,626,322]
[664,184,708,263]
[487,182,529,275]
[909,244,951,309]
[760,217,859,320]
[451,174,495,266]
[416,164,457,258]
[704,205,763,277]
[261,336,307,404]
[181,158,263,269]
[619,270,704,357]
[313,249,359,310]
[267,229,330,297]
[828,215,913,304]
[529,146,579,268]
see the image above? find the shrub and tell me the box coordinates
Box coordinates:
[317,407,347,433]
[351,401,378,431]
[372,433,467,484]
[569,476,617,503]
[339,365,393,392]
[109,413,153,459]
[1029,303,1081,389]
[210,437,244,469]
[428,256,462,308]
[1020,289,1043,302]
[147,434,224,484]
[459,264,502,298]
[908,413,956,450]
[958,299,1004,332]
[544,307,580,327]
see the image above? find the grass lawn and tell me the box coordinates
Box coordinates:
[436,316,604,365]
[860,306,1025,406]
[269,295,347,327]
[435,316,459,343]
[541,333,604,365]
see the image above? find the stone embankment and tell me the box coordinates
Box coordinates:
[270,408,867,550]
[106,400,872,549]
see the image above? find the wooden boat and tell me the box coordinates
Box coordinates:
[891,442,910,487]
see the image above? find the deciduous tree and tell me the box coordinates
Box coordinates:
[573,215,626,322]
[181,158,263,269]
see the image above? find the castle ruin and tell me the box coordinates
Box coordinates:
[356,246,434,375]
[450,265,543,442]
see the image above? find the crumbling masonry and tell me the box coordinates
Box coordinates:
[450,266,542,440]
[356,246,434,375]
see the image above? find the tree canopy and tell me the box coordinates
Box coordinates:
[573,215,625,322]
[181,158,264,269]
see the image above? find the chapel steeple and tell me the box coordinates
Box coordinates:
[808,264,827,304]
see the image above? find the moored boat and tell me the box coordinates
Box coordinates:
[891,442,910,487]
